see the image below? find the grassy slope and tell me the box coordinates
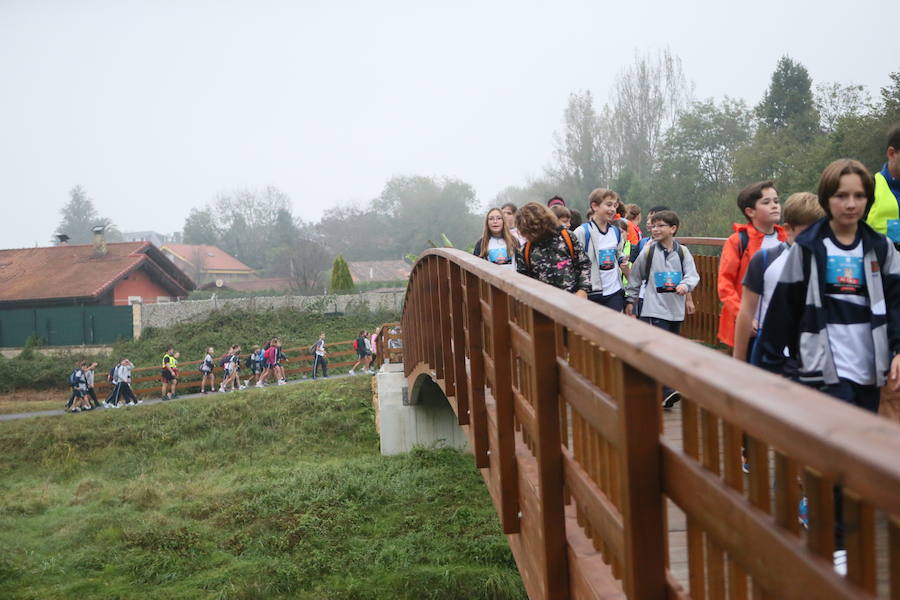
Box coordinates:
[0,308,400,394]
[0,377,525,600]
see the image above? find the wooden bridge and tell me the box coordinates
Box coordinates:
[399,245,900,600]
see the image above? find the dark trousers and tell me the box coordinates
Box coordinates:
[640,317,682,398]
[313,355,328,379]
[816,378,880,550]
[588,289,626,312]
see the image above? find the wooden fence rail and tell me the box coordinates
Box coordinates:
[401,248,900,600]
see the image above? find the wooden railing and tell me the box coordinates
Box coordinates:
[678,237,725,346]
[401,248,900,600]
[374,323,403,369]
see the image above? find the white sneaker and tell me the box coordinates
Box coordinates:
[833,550,847,576]
[136,400,143,405]
[349,370,355,376]
[255,382,263,388]
[71,407,80,413]
[127,401,135,406]
[239,385,247,390]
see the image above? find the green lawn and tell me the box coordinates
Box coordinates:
[0,377,525,600]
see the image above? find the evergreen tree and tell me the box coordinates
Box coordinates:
[330,255,355,293]
[755,56,820,139]
[54,185,121,244]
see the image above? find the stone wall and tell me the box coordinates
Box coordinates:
[140,291,405,331]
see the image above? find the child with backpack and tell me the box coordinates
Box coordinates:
[625,210,700,407]
[161,346,179,401]
[108,358,139,407]
[733,193,825,365]
[67,361,91,413]
[717,181,787,353]
[350,330,370,375]
[275,341,287,384]
[199,347,215,394]
[243,344,263,388]
[514,202,590,297]
[572,189,630,311]
[312,332,328,379]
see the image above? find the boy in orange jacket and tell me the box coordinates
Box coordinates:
[717,180,787,352]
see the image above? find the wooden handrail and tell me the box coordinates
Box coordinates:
[401,248,900,600]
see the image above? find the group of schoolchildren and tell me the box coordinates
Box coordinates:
[479,124,900,575]
[66,357,140,412]
[478,190,700,407]
[195,338,292,395]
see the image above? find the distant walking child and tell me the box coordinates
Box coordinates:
[312,333,328,379]
[161,346,178,401]
[199,347,215,394]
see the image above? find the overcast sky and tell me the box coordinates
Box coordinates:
[1,0,896,249]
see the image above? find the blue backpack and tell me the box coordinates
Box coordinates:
[68,369,80,387]
[580,221,621,254]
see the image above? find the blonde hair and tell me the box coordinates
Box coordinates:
[515,202,560,242]
[782,192,824,227]
[479,208,518,259]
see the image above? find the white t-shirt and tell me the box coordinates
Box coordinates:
[315,340,326,357]
[485,236,516,270]
[577,221,622,295]
[822,236,874,385]
[761,232,782,250]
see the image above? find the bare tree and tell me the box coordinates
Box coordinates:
[606,48,693,177]
[549,90,613,199]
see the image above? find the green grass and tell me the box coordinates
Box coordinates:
[0,377,525,600]
[1,307,399,393]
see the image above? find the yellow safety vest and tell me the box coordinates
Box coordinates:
[163,353,177,370]
[866,172,900,239]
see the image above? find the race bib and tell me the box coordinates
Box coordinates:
[888,219,900,243]
[597,248,617,271]
[487,247,511,264]
[825,255,864,295]
[654,271,681,293]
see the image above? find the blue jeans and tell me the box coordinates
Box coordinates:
[588,289,626,312]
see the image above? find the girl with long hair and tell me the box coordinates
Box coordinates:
[473,207,519,269]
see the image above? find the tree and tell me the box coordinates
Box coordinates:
[755,56,820,139]
[549,90,612,201]
[815,81,873,133]
[54,185,121,244]
[182,206,220,246]
[330,255,355,292]
[606,48,693,178]
[880,70,900,123]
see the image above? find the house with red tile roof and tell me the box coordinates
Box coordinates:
[0,240,195,308]
[160,244,256,286]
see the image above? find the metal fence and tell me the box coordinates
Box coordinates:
[0,306,134,347]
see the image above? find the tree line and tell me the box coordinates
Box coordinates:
[52,52,899,287]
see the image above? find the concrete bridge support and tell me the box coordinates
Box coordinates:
[373,363,468,456]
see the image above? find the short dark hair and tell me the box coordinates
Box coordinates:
[500,202,517,213]
[737,181,775,221]
[888,124,900,152]
[647,205,670,215]
[651,210,680,232]
[547,196,566,207]
[817,159,874,218]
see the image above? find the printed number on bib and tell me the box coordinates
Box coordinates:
[597,248,616,271]
[487,247,511,264]
[825,256,864,295]
[654,271,681,293]
[888,219,900,243]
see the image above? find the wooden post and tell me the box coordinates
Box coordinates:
[490,286,520,534]
[448,263,470,425]
[619,363,667,599]
[438,259,455,397]
[528,308,569,599]
[464,271,490,467]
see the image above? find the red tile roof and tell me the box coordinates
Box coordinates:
[0,242,194,304]
[160,244,254,273]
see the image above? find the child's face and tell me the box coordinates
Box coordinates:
[593,198,618,222]
[487,210,504,235]
[559,215,571,228]
[828,174,867,228]
[501,207,516,229]
[746,187,781,226]
[650,220,676,241]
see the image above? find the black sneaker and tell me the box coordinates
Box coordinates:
[663,392,681,409]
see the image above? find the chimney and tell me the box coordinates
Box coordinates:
[56,234,70,245]
[92,226,108,258]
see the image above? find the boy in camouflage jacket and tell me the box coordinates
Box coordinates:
[515,202,591,297]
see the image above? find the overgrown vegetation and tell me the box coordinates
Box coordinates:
[0,377,525,599]
[0,307,399,393]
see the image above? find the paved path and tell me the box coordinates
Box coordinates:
[0,371,366,422]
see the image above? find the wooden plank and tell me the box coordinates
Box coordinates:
[464,271,489,468]
[618,363,667,599]
[890,515,900,600]
[529,308,569,599]
[662,442,866,600]
[557,360,622,451]
[447,263,470,426]
[489,286,520,534]
[805,468,836,559]
[843,491,877,593]
[438,259,454,396]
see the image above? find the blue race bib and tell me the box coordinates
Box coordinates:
[487,247,510,264]
[825,255,864,295]
[597,248,616,270]
[888,219,900,243]
[654,271,681,293]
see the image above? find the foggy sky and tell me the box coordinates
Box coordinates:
[1,0,896,249]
